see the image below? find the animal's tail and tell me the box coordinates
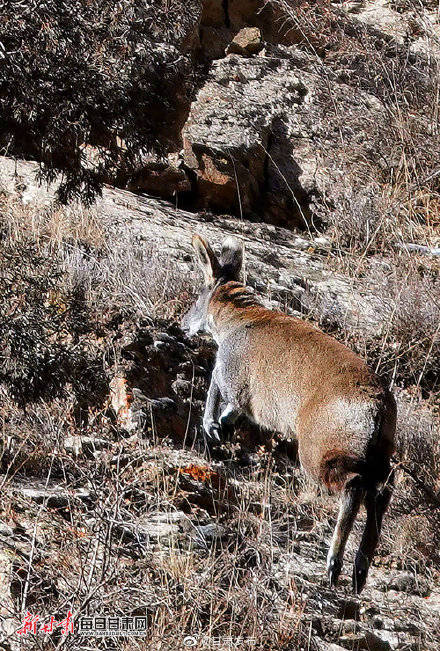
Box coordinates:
[320,450,366,493]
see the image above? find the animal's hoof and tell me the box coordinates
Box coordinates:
[353,556,369,594]
[327,557,342,588]
[218,420,235,441]
[203,421,221,442]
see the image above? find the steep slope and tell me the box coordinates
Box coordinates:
[0,157,439,650]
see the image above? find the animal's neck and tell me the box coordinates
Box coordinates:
[207,281,266,342]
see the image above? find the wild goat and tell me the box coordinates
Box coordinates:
[182,234,396,593]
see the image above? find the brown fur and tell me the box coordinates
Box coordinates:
[184,235,397,592]
[319,450,366,493]
[209,280,396,492]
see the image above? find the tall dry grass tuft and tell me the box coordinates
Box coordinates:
[271,0,440,257]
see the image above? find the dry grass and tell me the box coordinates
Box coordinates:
[0,191,193,322]
[62,237,193,323]
[0,438,316,650]
[270,0,440,254]
[0,190,194,406]
[373,264,440,391]
[384,393,440,574]
[2,400,439,649]
[304,248,440,403]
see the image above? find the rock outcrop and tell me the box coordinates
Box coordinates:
[124,158,191,199]
[0,156,387,335]
[341,0,440,57]
[125,0,439,224]
[182,51,386,225]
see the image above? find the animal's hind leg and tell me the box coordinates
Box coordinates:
[353,476,393,594]
[327,475,365,588]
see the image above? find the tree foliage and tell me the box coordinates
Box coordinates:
[0,0,200,203]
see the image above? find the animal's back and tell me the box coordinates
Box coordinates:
[218,307,396,486]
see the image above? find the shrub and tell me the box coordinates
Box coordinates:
[0,0,200,203]
[0,212,107,407]
[376,266,440,393]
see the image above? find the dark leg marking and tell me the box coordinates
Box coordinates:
[327,475,365,588]
[353,478,393,594]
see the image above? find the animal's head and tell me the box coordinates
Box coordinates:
[181,234,243,336]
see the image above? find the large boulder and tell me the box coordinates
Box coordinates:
[341,0,440,58]
[341,0,410,44]
[182,51,387,226]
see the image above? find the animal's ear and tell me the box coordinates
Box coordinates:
[220,237,243,281]
[192,234,221,286]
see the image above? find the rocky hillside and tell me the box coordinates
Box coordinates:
[0,2,440,650]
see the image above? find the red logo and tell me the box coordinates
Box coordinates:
[17,611,74,636]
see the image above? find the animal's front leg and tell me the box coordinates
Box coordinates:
[203,374,223,442]
[219,403,240,428]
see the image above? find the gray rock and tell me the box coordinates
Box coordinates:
[375,630,402,650]
[338,628,392,651]
[385,571,430,597]
[137,521,180,540]
[63,435,83,455]
[341,0,440,62]
[193,523,227,543]
[155,332,178,343]
[149,397,176,411]
[182,53,386,226]
[119,511,187,548]
[148,511,187,524]
[363,630,393,651]
[153,340,169,350]
[64,436,109,455]
[341,0,409,44]
[9,483,91,508]
[172,378,193,397]
[0,522,13,537]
